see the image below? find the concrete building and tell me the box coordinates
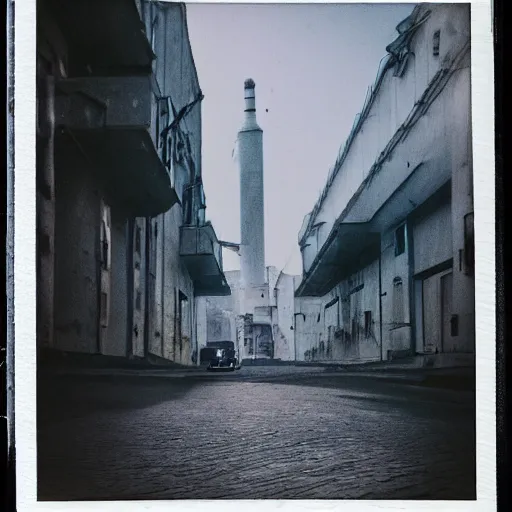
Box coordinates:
[37,0,230,367]
[295,4,474,365]
[197,266,296,363]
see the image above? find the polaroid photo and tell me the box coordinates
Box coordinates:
[7,0,496,511]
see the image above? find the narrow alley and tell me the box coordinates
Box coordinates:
[33,0,478,504]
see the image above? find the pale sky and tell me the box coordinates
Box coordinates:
[185,2,416,276]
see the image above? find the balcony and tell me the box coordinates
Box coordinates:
[54,75,179,217]
[45,0,154,76]
[180,223,231,297]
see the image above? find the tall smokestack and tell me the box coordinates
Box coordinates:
[238,78,265,286]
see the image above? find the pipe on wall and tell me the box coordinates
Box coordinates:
[378,248,384,362]
[126,218,135,358]
[406,218,416,355]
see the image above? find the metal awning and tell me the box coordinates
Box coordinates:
[295,223,380,297]
[295,160,451,298]
[55,128,178,217]
[344,160,452,231]
[46,0,154,74]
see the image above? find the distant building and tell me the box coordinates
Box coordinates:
[294,4,474,364]
[198,267,297,363]
[37,0,229,366]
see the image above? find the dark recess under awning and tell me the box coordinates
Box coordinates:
[55,128,178,218]
[46,0,154,74]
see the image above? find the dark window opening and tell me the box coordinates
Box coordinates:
[364,311,372,338]
[433,30,440,57]
[450,314,459,337]
[182,185,193,226]
[135,292,141,311]
[395,225,406,256]
[464,212,474,276]
[135,225,141,255]
[100,222,109,270]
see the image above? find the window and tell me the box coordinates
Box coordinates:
[464,212,474,276]
[100,221,110,270]
[135,291,141,311]
[364,311,372,338]
[394,224,406,256]
[393,277,404,325]
[433,30,440,57]
[100,292,108,326]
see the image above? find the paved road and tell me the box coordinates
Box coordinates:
[37,366,476,501]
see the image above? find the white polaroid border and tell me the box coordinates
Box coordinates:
[12,1,496,511]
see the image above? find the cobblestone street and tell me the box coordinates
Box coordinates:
[37,366,476,501]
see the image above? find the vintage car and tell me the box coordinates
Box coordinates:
[203,341,241,371]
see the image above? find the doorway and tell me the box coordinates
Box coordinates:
[421,269,453,354]
[440,272,453,352]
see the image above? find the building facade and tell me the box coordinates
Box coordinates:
[295,4,474,364]
[37,0,230,366]
[198,266,297,363]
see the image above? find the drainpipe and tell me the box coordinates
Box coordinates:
[406,219,416,355]
[378,248,384,362]
[143,217,151,359]
[293,314,298,362]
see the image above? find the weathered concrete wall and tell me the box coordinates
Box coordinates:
[147,205,195,365]
[53,155,100,354]
[37,6,67,350]
[449,55,474,353]
[273,273,296,361]
[102,213,129,357]
[195,296,207,363]
[380,226,411,358]
[296,260,383,364]
[149,216,163,357]
[294,296,323,362]
[413,201,452,274]
[137,1,203,366]
[148,1,202,180]
[131,218,146,358]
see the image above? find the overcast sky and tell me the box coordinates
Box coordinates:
[185,2,415,276]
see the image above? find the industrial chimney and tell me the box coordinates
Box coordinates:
[238,78,265,287]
